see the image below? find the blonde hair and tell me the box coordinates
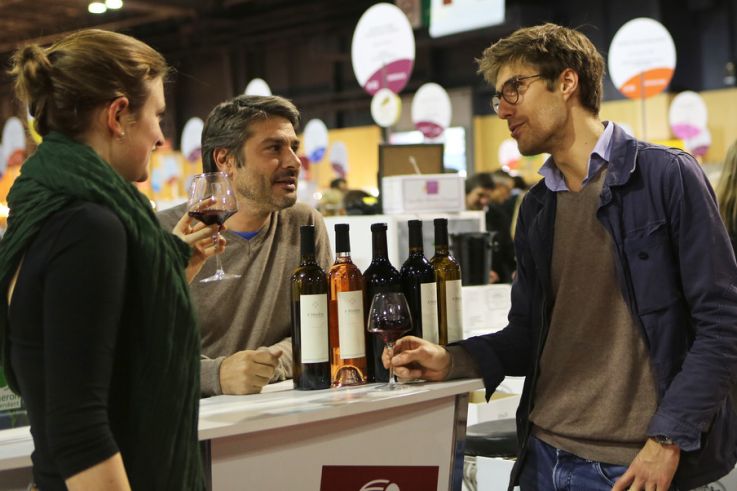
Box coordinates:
[8,29,169,138]
[717,140,737,238]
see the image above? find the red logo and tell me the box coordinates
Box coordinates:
[320,466,439,491]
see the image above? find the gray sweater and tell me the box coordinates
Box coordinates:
[158,202,332,396]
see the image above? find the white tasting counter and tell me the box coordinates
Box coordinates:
[0,378,483,490]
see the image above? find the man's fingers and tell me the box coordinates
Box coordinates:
[612,468,634,491]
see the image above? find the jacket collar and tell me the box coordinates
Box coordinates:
[527,122,639,205]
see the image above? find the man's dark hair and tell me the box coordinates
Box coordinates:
[201,95,300,173]
[465,172,496,195]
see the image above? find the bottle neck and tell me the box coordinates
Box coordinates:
[335,252,353,263]
[371,230,389,261]
[301,254,318,266]
[434,245,450,256]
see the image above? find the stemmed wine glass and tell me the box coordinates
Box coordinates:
[367,292,413,391]
[188,172,240,283]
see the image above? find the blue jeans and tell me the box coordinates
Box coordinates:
[519,435,631,490]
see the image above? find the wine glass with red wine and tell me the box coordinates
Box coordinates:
[367,292,413,391]
[188,172,240,283]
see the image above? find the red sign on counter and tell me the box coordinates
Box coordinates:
[320,465,439,491]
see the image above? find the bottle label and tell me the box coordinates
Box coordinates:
[337,290,366,359]
[445,279,464,343]
[300,293,329,363]
[420,282,439,344]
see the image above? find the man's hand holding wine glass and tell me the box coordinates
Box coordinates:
[381,336,452,382]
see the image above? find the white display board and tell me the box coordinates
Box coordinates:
[608,18,676,99]
[329,141,348,178]
[351,2,415,95]
[244,78,272,96]
[429,0,504,38]
[1,118,25,178]
[411,83,452,139]
[180,117,204,163]
[669,90,710,157]
[371,88,402,128]
[303,119,329,163]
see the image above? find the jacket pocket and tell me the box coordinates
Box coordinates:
[624,221,681,314]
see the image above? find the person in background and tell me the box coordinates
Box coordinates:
[464,172,496,211]
[0,29,221,490]
[486,169,516,283]
[509,174,530,239]
[386,23,737,491]
[159,95,332,396]
[464,172,503,283]
[318,177,348,216]
[717,139,737,256]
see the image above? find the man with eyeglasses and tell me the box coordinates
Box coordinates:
[386,23,737,491]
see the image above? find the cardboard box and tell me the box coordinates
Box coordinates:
[381,174,465,214]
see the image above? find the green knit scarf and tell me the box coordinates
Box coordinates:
[0,132,204,490]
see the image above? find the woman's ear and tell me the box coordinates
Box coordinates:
[106,96,130,138]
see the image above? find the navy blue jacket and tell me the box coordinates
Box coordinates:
[460,124,737,489]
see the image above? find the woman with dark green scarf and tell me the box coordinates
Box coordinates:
[0,30,221,490]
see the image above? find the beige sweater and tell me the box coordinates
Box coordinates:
[158,202,332,396]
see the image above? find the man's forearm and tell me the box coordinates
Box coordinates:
[200,355,226,397]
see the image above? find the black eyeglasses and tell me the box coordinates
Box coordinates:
[491,74,543,113]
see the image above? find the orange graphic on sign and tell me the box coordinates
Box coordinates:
[617,67,674,99]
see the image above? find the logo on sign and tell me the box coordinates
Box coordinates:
[360,480,400,491]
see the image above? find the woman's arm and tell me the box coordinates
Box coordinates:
[65,453,130,490]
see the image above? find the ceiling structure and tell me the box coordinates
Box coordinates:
[0,0,203,55]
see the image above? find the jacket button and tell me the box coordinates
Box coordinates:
[638,251,649,260]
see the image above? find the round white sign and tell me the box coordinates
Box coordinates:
[303,119,329,163]
[686,127,711,157]
[329,141,349,178]
[411,83,452,139]
[351,2,415,95]
[669,91,708,140]
[181,117,204,163]
[608,18,676,99]
[370,88,402,128]
[1,117,26,177]
[244,78,272,96]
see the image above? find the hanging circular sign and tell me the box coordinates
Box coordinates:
[244,78,272,96]
[668,91,708,140]
[608,18,676,99]
[370,88,402,128]
[411,83,452,139]
[351,2,415,95]
[303,119,329,163]
[181,117,204,163]
[1,117,26,178]
[329,141,349,178]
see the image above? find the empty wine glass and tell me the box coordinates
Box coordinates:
[188,172,240,283]
[367,292,413,391]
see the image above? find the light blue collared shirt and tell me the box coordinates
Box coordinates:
[538,121,614,192]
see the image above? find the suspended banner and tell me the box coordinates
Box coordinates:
[351,2,415,95]
[181,117,204,163]
[303,119,329,163]
[608,18,676,100]
[429,0,504,38]
[411,83,451,139]
[370,88,402,128]
[1,117,26,178]
[329,142,349,178]
[244,78,272,96]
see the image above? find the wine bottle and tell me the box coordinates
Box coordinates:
[328,224,368,387]
[290,225,331,390]
[400,220,439,343]
[430,218,463,345]
[363,223,402,383]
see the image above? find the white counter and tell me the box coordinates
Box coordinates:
[1,378,482,490]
